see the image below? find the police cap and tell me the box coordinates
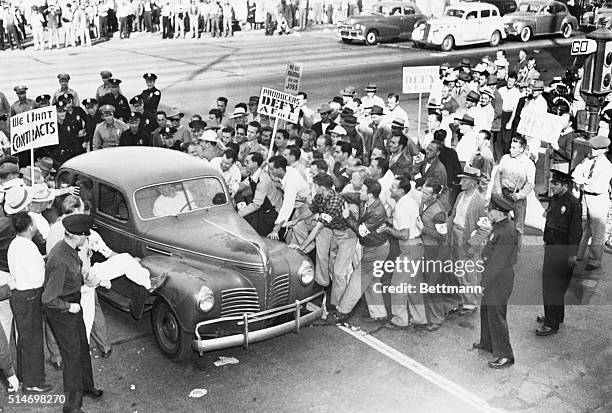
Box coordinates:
[35,94,51,104]
[550,169,573,185]
[489,194,513,213]
[590,135,611,149]
[129,95,144,105]
[128,112,140,122]
[57,72,70,81]
[100,70,113,79]
[143,73,157,81]
[160,126,177,136]
[99,104,115,114]
[63,214,94,236]
[108,78,122,87]
[82,98,98,107]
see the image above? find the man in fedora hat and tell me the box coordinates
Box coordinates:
[188,118,207,142]
[52,73,81,108]
[92,105,129,150]
[572,136,612,271]
[312,103,337,137]
[454,114,478,164]
[34,158,56,180]
[518,79,548,162]
[362,105,390,164]
[361,83,385,109]
[447,165,489,316]
[99,79,130,123]
[536,169,582,336]
[340,86,357,111]
[166,112,191,145]
[340,114,364,160]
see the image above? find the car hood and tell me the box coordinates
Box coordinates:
[344,14,387,24]
[428,16,462,26]
[143,208,267,265]
[504,12,537,23]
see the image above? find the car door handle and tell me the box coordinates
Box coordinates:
[146,246,173,256]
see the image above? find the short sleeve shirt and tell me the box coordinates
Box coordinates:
[393,194,420,238]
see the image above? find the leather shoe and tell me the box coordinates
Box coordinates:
[360,314,388,323]
[536,315,545,323]
[384,322,409,330]
[488,357,514,369]
[101,348,112,358]
[459,307,477,316]
[325,311,349,325]
[535,325,558,336]
[426,323,441,331]
[471,342,492,353]
[52,360,63,370]
[84,388,104,399]
[24,383,53,393]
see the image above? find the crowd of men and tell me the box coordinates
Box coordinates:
[0,47,611,411]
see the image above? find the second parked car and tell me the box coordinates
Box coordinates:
[504,0,577,42]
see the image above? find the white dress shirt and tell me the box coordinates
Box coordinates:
[275,166,309,226]
[393,193,421,240]
[8,236,45,290]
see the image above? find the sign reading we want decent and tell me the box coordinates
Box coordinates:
[10,106,59,155]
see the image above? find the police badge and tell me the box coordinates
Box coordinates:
[561,206,566,215]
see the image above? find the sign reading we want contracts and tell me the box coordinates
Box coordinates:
[10,106,59,155]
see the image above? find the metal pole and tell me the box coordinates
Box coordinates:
[417,92,422,138]
[266,116,280,161]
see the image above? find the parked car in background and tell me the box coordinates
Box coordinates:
[469,0,518,16]
[504,0,577,41]
[411,2,506,52]
[580,1,612,31]
[338,1,427,45]
[58,147,322,362]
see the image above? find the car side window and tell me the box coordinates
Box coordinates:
[403,7,414,15]
[491,9,498,16]
[99,183,129,221]
[466,11,478,19]
[481,9,490,18]
[391,7,402,15]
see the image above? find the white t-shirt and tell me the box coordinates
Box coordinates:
[8,236,45,290]
[393,194,420,239]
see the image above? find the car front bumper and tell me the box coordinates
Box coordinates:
[338,28,365,41]
[192,290,325,354]
[504,24,519,36]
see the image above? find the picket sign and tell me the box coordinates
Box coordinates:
[402,66,439,137]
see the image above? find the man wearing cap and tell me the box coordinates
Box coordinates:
[454,115,478,165]
[572,136,612,271]
[200,130,223,161]
[340,86,357,111]
[453,71,473,109]
[518,80,548,162]
[447,165,489,316]
[141,73,161,114]
[541,99,575,192]
[493,135,535,237]
[35,95,52,108]
[120,112,152,147]
[535,170,582,336]
[130,95,158,134]
[312,103,337,137]
[92,105,129,150]
[99,79,130,123]
[52,74,81,107]
[80,99,101,152]
[361,83,385,109]
[473,194,519,369]
[472,86,495,134]
[341,114,364,160]
[188,118,207,142]
[165,113,191,145]
[95,71,116,102]
[10,86,35,117]
[52,101,82,165]
[159,126,182,151]
[43,214,103,412]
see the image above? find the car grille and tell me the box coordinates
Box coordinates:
[339,25,353,31]
[268,274,290,308]
[220,288,261,317]
[423,23,430,41]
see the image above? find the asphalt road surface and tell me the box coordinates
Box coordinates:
[1,29,612,413]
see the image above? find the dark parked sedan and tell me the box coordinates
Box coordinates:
[504,0,577,41]
[338,1,427,45]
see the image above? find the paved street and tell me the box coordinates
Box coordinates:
[1,30,612,413]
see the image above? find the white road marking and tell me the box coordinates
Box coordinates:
[336,324,505,413]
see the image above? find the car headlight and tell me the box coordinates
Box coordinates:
[354,23,361,30]
[196,286,215,312]
[298,261,314,285]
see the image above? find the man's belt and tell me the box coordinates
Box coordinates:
[583,191,602,196]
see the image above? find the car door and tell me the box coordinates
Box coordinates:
[386,5,404,35]
[399,6,417,36]
[463,9,481,43]
[94,181,138,257]
[536,2,555,34]
[551,2,566,32]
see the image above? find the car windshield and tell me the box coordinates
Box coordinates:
[134,177,228,219]
[445,8,465,18]
[517,2,540,12]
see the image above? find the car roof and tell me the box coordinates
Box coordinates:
[61,147,222,193]
[452,1,500,10]
[377,1,418,7]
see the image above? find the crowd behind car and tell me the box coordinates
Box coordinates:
[0,44,611,408]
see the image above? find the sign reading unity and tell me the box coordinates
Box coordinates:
[402,66,439,94]
[10,106,59,155]
[517,111,564,145]
[257,87,301,124]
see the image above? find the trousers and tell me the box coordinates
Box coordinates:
[479,267,515,359]
[390,242,427,326]
[451,225,482,308]
[542,245,573,329]
[578,193,610,268]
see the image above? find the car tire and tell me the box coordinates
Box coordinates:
[151,299,192,362]
[520,26,532,42]
[440,35,454,52]
[365,30,379,45]
[490,30,502,47]
[561,23,572,39]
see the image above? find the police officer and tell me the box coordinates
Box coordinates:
[81,99,101,152]
[120,112,153,146]
[141,73,161,114]
[536,170,582,336]
[473,194,519,369]
[159,126,181,150]
[98,79,130,123]
[129,95,158,133]
[52,73,81,107]
[10,86,35,116]
[42,214,103,413]
[51,100,81,166]
[95,71,116,102]
[35,94,52,108]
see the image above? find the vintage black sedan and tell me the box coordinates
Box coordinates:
[503,0,577,41]
[57,147,322,362]
[338,1,427,45]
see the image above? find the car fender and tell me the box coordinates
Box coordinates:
[262,239,316,300]
[142,256,252,334]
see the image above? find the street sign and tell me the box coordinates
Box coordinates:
[284,62,303,94]
[257,87,301,124]
[10,106,58,155]
[571,39,597,55]
[402,66,439,94]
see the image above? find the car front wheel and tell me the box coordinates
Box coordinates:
[490,30,502,47]
[151,299,192,362]
[365,30,379,45]
[441,35,454,52]
[561,23,572,38]
[520,26,532,42]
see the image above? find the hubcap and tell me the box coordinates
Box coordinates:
[443,38,451,49]
[522,28,529,41]
[160,311,178,349]
[367,33,375,43]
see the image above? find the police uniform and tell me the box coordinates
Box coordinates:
[82,99,102,152]
[10,86,35,116]
[141,73,161,114]
[52,74,81,107]
[120,113,153,146]
[52,101,82,166]
[98,79,130,122]
[476,194,519,369]
[95,70,116,102]
[159,126,182,151]
[537,170,582,335]
[42,215,102,412]
[129,96,158,133]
